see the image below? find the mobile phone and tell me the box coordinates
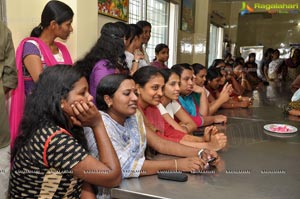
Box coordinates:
[207,157,216,164]
[193,127,205,136]
[193,130,204,136]
[157,172,188,182]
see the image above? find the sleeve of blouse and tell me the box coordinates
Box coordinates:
[46,133,88,170]
[157,103,168,115]
[22,41,41,58]
[125,51,133,70]
[155,129,183,143]
[160,119,185,142]
[172,101,181,114]
[190,115,204,127]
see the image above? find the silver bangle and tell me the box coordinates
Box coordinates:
[198,149,205,158]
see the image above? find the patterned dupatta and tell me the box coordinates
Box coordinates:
[99,110,147,178]
[9,37,72,149]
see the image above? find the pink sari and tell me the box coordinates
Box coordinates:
[9,37,72,150]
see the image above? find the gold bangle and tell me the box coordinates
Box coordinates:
[181,124,189,132]
[175,159,178,172]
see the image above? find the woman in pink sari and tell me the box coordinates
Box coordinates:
[10,0,73,149]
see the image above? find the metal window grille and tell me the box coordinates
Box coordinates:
[129,0,169,62]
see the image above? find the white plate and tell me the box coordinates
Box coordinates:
[263,124,297,134]
[264,130,297,138]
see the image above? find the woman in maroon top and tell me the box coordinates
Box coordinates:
[150,43,169,69]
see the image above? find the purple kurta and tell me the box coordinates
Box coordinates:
[89,59,116,101]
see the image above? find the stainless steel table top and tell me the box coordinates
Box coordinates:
[111,82,300,199]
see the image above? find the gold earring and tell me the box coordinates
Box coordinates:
[61,104,64,109]
[108,104,111,108]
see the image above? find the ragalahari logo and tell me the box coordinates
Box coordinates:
[240,2,254,15]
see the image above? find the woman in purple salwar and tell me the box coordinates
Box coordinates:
[75,22,129,100]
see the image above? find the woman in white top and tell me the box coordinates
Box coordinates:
[268,49,283,81]
[192,63,233,115]
[136,20,152,64]
[158,68,197,133]
[125,24,148,75]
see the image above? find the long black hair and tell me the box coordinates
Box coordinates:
[11,65,87,161]
[159,68,179,84]
[75,22,128,81]
[128,24,143,45]
[171,63,192,77]
[264,48,274,59]
[206,68,221,81]
[153,43,168,61]
[210,59,225,69]
[31,0,74,37]
[115,21,131,41]
[136,20,152,29]
[191,63,206,75]
[132,66,162,88]
[96,74,133,111]
[136,20,151,47]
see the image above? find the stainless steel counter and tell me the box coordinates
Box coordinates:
[111,82,300,199]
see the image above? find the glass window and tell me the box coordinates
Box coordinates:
[129,0,175,66]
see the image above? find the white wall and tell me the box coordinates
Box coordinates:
[98,14,119,37]
[6,0,98,61]
[76,0,98,60]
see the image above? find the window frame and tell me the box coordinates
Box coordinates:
[129,0,178,67]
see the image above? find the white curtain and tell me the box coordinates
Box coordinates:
[208,24,224,67]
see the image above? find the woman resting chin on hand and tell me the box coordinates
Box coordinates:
[10,65,121,199]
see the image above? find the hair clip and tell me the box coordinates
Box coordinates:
[38,24,43,30]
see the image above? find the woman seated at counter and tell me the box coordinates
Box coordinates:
[132,66,227,151]
[206,67,251,109]
[84,74,219,197]
[171,64,227,125]
[232,61,258,91]
[10,65,121,198]
[159,67,226,147]
[192,63,231,115]
[158,68,198,133]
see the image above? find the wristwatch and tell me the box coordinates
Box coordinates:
[132,59,139,63]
